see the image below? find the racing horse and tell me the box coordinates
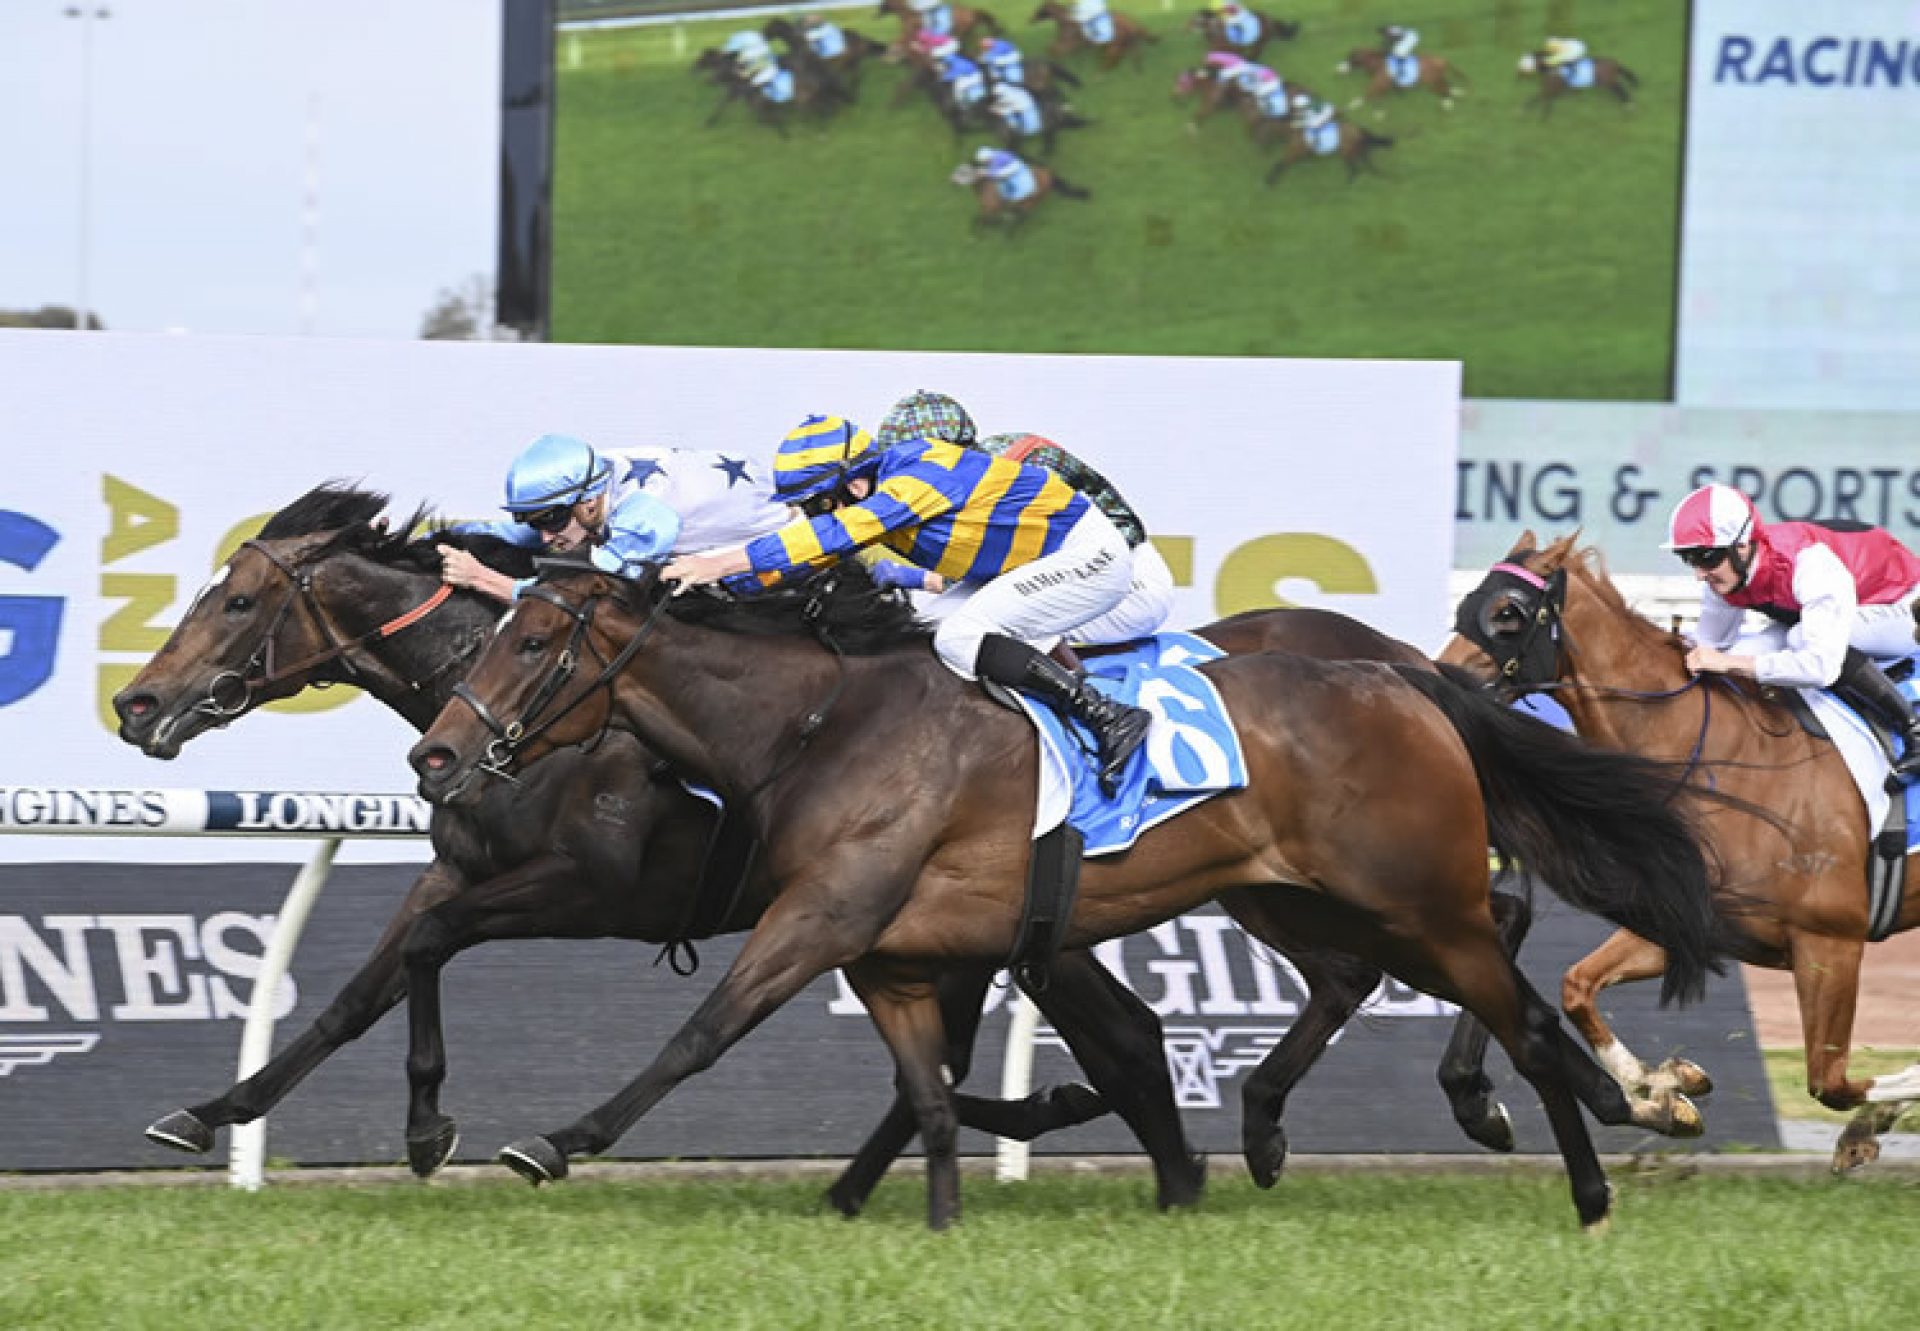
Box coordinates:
[109,483,1505,1211]
[1032,2,1158,72]
[762,17,887,101]
[1517,51,1638,114]
[692,47,848,134]
[408,561,1733,1230]
[1263,117,1393,185]
[1338,46,1468,110]
[875,0,1001,48]
[112,489,1181,1202]
[1443,534,1920,1170]
[953,159,1090,232]
[1189,7,1298,63]
[1174,61,1311,146]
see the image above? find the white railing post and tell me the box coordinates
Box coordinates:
[229,836,342,1191]
[995,984,1040,1182]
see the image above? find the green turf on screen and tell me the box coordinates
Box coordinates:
[552,0,1684,401]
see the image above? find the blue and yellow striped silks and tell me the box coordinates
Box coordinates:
[770,414,876,503]
[745,437,1091,588]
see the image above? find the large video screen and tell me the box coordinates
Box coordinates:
[549,0,1687,400]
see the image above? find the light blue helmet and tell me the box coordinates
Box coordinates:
[503,434,614,514]
[589,492,683,578]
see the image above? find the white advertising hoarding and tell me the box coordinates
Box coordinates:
[0,331,1460,862]
[1677,0,1920,409]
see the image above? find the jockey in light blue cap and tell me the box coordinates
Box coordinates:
[437,432,793,604]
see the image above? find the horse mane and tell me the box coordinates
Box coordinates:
[257,481,538,580]
[665,562,931,656]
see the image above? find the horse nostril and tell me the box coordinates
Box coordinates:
[120,693,157,720]
[420,748,452,774]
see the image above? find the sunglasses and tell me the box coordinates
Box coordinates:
[1676,547,1730,571]
[522,505,575,534]
[799,493,839,519]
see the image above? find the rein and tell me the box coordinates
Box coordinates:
[197,539,455,718]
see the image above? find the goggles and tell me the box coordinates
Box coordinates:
[798,492,839,519]
[1675,547,1730,572]
[521,504,576,534]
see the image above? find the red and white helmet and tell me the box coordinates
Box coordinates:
[1663,483,1760,550]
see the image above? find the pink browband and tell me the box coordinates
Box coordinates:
[1491,561,1547,590]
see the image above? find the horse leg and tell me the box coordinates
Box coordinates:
[1833,1100,1913,1174]
[497,894,875,1187]
[1790,931,1872,1111]
[143,860,463,1156]
[1434,889,1532,1152]
[1562,927,1712,1102]
[843,958,964,1229]
[1025,950,1205,1210]
[398,852,577,1177]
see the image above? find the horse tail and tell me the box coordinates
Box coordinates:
[1051,173,1092,200]
[1270,18,1301,40]
[1392,664,1731,1007]
[1617,62,1640,87]
[1363,130,1395,149]
[1049,61,1082,88]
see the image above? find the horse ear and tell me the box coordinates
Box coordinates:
[1509,529,1538,557]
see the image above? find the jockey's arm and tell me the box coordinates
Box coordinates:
[1753,546,1857,689]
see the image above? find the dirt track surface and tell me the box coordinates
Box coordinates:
[1742,928,1920,1048]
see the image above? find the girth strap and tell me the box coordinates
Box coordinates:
[1007,821,1084,992]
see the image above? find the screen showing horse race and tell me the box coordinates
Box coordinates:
[547,0,1686,401]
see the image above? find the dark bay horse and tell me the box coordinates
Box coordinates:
[1338,47,1467,109]
[409,563,1733,1230]
[1264,118,1393,185]
[763,17,887,100]
[1032,2,1158,72]
[1189,8,1298,63]
[1443,534,1920,1170]
[110,483,1513,1210]
[1517,51,1638,114]
[692,48,847,133]
[111,489,1172,1202]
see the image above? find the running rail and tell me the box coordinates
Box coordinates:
[0,786,429,1190]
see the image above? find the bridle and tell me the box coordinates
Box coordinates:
[196,539,454,719]
[448,578,673,778]
[1451,559,1571,695]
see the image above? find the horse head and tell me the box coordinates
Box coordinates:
[410,562,648,806]
[1440,532,1587,695]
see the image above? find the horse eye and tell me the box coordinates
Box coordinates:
[519,636,549,655]
[1490,604,1526,631]
[224,594,255,614]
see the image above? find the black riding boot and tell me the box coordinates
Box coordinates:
[1836,649,1920,784]
[976,633,1151,796]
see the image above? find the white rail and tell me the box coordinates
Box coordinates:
[0,787,430,1188]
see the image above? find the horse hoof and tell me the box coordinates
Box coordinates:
[145,1109,215,1155]
[825,1180,867,1219]
[1583,1214,1613,1238]
[498,1136,569,1185]
[1666,1059,1714,1098]
[1666,1092,1706,1138]
[1159,1151,1208,1210]
[1244,1128,1287,1190]
[1047,1081,1107,1127]
[406,1116,461,1178]
[1831,1113,1884,1174]
[1465,1103,1516,1153]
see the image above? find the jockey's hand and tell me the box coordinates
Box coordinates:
[438,545,515,604]
[1684,644,1742,677]
[662,548,749,593]
[922,571,947,594]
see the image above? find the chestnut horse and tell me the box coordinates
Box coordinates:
[1032,2,1158,72]
[876,0,1001,47]
[1338,46,1467,109]
[1444,534,1920,1170]
[1173,62,1306,146]
[953,160,1091,232]
[409,561,1732,1230]
[1263,118,1393,185]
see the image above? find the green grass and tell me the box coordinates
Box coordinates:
[552,0,1686,399]
[1764,1047,1920,1125]
[4,1173,1917,1328]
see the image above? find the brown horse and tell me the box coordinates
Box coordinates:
[1188,7,1298,63]
[876,0,1001,48]
[762,18,887,102]
[953,159,1090,232]
[408,562,1733,1230]
[691,48,849,133]
[1032,2,1158,72]
[1339,46,1467,109]
[1174,64,1308,146]
[1263,116,1393,185]
[1443,534,1920,1170]
[1517,51,1638,114]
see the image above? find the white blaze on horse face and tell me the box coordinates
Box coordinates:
[184,563,233,617]
[496,605,518,634]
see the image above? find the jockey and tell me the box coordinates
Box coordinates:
[439,433,792,604]
[990,82,1044,138]
[661,414,1156,792]
[1070,0,1110,34]
[1244,63,1287,112]
[1291,91,1336,133]
[1541,35,1588,68]
[973,144,1035,200]
[977,35,1027,87]
[875,389,1175,645]
[799,15,848,61]
[722,30,776,73]
[1665,483,1920,779]
[1380,24,1420,59]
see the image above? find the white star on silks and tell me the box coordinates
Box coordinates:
[626,458,666,486]
[714,456,753,487]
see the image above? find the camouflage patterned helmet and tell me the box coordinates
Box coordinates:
[875,389,978,448]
